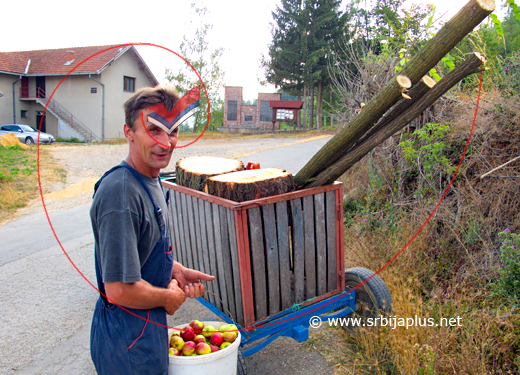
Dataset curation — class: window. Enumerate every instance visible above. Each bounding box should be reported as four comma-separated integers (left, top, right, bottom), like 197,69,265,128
244,115,253,122
227,100,237,121
91,87,97,94
124,76,135,92
21,110,28,118
260,101,272,122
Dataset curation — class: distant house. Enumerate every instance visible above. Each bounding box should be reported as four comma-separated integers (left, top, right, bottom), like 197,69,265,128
0,44,159,141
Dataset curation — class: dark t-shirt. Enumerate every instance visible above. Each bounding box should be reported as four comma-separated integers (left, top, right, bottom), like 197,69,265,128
90,161,169,284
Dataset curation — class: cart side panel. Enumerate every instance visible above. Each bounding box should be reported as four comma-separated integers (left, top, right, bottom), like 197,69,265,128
248,207,268,320
204,201,222,311
290,199,305,304
325,191,337,292
263,204,281,315
275,201,292,311
219,206,237,321
315,193,327,296
303,195,316,299
226,208,244,326
197,198,215,306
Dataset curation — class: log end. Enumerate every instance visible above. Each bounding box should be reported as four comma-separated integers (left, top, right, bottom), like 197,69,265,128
477,0,495,12
396,75,412,89
421,75,437,88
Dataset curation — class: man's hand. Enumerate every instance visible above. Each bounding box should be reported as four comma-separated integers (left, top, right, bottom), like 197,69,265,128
165,279,187,315
172,261,215,299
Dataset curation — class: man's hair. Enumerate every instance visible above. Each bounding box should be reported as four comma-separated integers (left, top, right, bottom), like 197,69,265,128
124,85,181,130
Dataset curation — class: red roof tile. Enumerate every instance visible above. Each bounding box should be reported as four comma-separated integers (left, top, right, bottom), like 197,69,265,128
0,44,146,76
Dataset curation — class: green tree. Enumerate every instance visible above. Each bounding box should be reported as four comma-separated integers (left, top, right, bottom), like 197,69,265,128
165,3,225,133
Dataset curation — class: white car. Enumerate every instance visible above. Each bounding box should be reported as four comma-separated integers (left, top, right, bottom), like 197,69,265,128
0,124,55,145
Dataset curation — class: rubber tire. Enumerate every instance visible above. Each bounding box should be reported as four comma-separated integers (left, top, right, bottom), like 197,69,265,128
342,267,393,335
25,137,34,145
237,350,247,375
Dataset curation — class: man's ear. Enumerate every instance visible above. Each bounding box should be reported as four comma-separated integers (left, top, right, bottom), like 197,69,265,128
124,124,134,142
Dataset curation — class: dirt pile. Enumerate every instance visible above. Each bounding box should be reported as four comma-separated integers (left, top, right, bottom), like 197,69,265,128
0,133,28,149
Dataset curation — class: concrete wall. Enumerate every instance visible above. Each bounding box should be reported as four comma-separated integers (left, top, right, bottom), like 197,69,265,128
0,74,18,125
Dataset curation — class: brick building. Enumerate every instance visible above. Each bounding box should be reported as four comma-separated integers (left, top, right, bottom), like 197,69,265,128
223,86,282,130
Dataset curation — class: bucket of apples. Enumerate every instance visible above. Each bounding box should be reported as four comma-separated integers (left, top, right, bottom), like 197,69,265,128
168,320,241,375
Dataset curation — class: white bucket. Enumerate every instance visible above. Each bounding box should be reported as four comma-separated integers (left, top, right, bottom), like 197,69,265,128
168,321,241,375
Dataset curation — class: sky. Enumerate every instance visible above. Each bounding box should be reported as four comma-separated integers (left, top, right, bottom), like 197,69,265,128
1,0,503,102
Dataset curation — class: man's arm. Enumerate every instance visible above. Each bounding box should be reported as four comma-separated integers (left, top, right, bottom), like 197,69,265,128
105,279,186,315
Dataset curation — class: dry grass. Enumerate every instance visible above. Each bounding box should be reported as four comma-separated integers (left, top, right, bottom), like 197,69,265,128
0,144,65,225
303,91,520,374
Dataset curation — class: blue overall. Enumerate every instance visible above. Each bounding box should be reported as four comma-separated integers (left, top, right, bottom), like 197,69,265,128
90,165,173,375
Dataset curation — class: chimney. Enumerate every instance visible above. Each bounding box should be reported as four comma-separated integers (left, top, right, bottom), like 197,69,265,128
64,50,75,65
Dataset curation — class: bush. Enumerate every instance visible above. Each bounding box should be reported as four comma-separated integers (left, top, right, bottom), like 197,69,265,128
493,229,520,301
498,49,520,97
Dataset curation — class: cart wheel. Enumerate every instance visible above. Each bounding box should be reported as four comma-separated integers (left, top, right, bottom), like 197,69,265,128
342,267,393,335
237,350,247,375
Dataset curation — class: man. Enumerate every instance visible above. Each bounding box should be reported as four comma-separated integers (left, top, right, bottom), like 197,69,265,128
90,86,213,374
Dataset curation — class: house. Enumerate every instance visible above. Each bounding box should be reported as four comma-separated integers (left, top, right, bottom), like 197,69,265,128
0,44,159,141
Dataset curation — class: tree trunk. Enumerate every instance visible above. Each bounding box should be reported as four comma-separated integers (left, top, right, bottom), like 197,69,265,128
302,85,307,130
316,81,323,129
204,168,295,202
304,52,485,188
176,156,244,191
294,0,494,189
309,85,315,129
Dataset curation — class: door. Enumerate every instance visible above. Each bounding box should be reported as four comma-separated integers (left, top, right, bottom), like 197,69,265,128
36,111,46,132
21,77,29,98
36,77,46,98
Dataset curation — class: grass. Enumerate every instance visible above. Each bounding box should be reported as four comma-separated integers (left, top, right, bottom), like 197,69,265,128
0,144,65,224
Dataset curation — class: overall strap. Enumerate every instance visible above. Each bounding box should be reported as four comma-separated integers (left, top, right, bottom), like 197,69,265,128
93,164,164,225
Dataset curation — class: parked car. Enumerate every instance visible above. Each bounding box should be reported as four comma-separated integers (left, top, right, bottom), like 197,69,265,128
0,124,55,145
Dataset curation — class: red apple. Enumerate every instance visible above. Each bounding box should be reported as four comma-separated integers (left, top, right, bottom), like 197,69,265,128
181,326,196,342
189,320,204,333
194,334,206,345
210,332,224,346
182,340,196,356
209,344,220,353
223,330,238,343
168,347,180,356
195,342,211,355
202,325,216,339
220,342,232,350
170,336,185,351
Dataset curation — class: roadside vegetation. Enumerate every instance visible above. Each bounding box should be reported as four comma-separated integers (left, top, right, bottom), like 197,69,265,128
0,143,65,224
277,0,520,373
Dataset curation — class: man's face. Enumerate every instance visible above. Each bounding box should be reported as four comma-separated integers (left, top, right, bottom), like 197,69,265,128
124,108,178,177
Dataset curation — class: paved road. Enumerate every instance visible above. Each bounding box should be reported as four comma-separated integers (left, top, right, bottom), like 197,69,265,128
0,137,334,375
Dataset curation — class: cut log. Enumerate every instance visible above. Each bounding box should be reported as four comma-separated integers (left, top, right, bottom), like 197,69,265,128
305,52,486,188
294,0,495,189
176,156,244,191
205,168,294,202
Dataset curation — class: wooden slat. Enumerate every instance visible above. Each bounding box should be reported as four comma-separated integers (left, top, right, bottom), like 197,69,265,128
168,190,181,263
276,201,292,310
180,193,194,270
191,197,208,298
174,191,187,267
205,201,222,310
186,195,198,272
303,195,316,299
325,191,338,292
198,198,214,306
212,203,229,316
315,193,327,296
227,209,244,326
220,206,237,321
248,207,267,320
290,198,305,303
263,204,280,315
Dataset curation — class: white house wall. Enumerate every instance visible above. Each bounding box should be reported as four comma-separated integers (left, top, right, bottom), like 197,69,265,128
99,51,157,139
0,74,18,125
